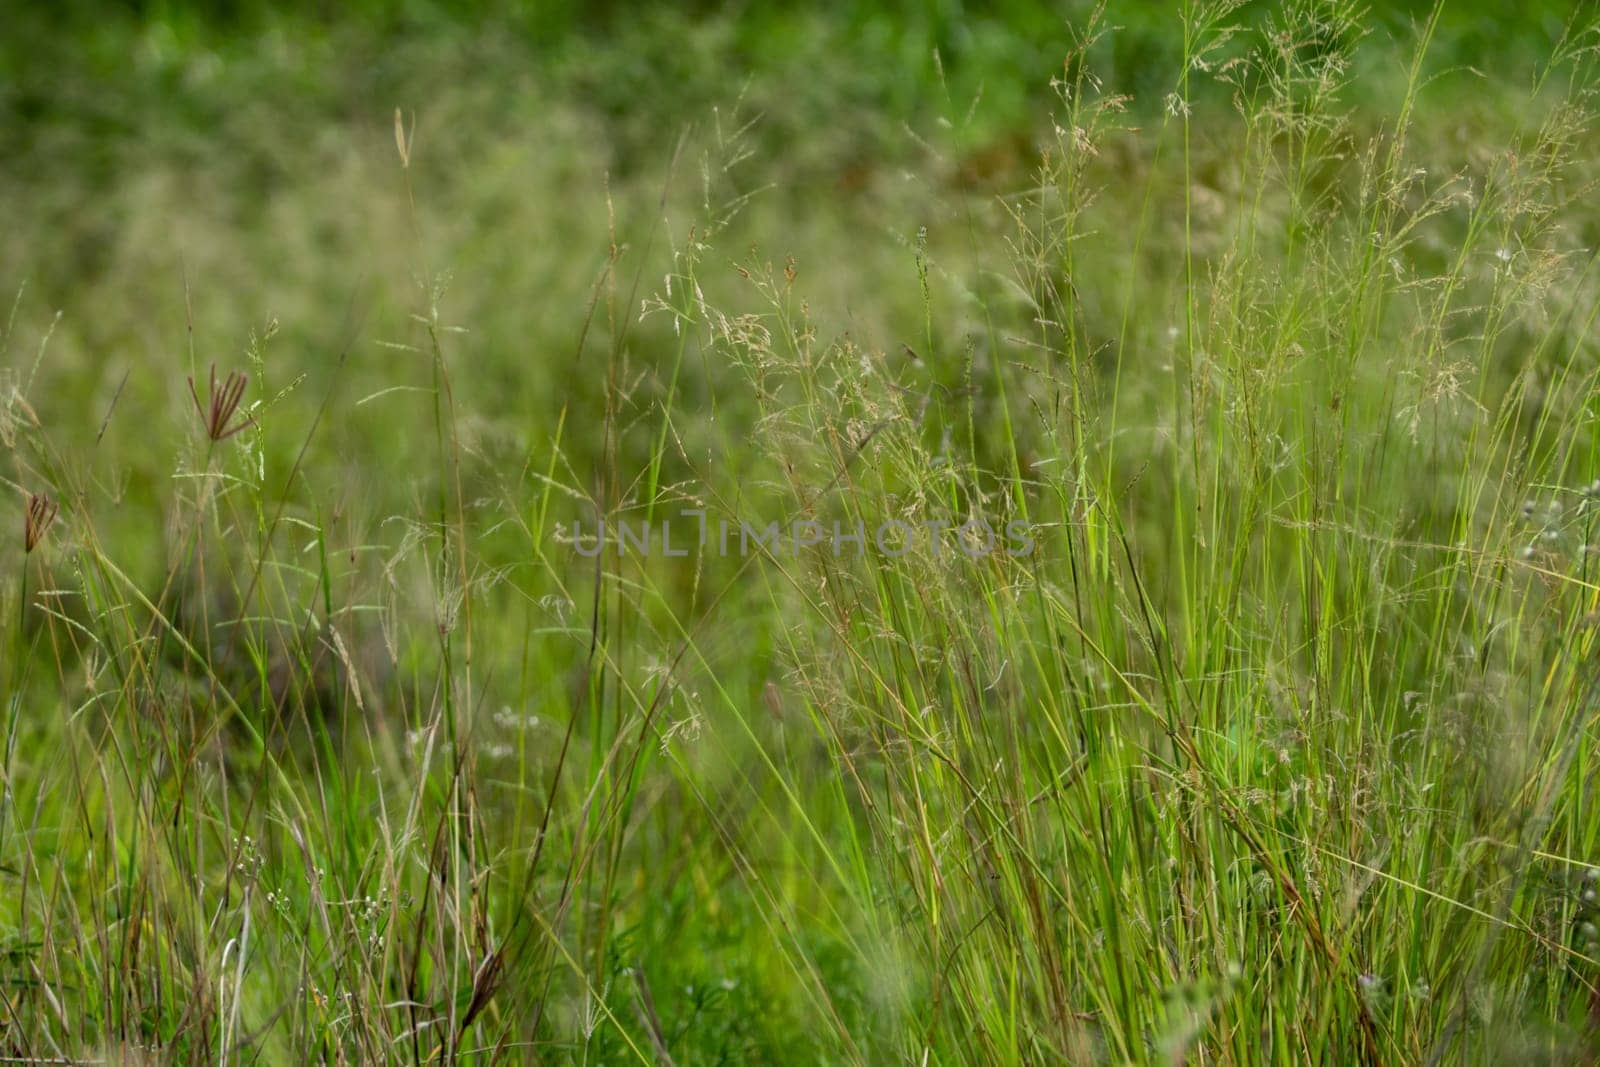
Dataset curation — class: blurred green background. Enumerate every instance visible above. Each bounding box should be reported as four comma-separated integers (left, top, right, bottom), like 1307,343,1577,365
0,0,1581,559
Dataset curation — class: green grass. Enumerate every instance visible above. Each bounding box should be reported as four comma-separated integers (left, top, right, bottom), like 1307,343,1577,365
5,0,1600,1062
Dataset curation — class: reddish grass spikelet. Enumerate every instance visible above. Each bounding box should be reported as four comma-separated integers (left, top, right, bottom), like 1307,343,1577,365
188,363,255,441
24,491,57,554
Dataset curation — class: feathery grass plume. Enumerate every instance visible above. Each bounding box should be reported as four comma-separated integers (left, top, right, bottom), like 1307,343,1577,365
188,363,254,441
23,491,56,553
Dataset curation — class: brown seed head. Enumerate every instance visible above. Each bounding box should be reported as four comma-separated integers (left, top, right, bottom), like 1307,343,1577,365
24,492,57,554
188,363,255,441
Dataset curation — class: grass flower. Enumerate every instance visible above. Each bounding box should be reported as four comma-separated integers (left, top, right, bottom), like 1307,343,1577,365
188,363,255,441
23,491,57,553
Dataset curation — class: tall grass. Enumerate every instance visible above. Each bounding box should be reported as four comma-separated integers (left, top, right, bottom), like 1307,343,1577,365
4,2,1600,1063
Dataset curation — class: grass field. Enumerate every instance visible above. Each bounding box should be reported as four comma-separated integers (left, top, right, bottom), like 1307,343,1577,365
5,1,1600,1062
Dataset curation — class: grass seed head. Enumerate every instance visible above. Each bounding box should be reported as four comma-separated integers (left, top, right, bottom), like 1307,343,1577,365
23,491,57,553
188,363,255,441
